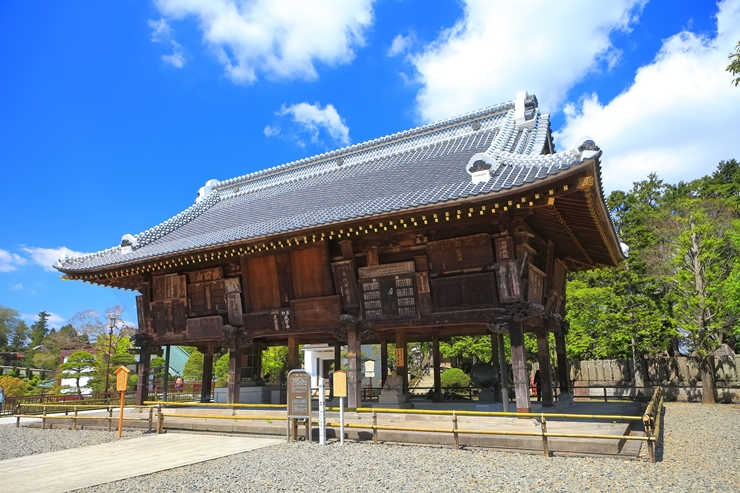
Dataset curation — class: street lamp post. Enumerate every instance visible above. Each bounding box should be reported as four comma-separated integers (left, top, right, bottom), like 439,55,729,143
104,313,117,395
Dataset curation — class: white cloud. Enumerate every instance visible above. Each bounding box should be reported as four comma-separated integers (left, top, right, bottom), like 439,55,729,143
556,0,740,194
278,102,351,146
388,32,415,57
0,249,26,272
22,312,66,329
162,41,186,68
149,17,187,68
10,283,23,291
410,0,645,122
148,18,172,42
23,246,87,272
263,124,281,137
153,0,375,84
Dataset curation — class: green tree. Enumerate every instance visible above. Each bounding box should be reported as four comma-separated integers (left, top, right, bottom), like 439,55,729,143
440,336,493,368
150,357,167,388
440,368,471,389
29,311,51,348
59,350,96,397
183,350,204,381
0,305,24,351
9,320,30,352
214,353,229,384
645,194,740,403
262,346,288,384
728,41,740,86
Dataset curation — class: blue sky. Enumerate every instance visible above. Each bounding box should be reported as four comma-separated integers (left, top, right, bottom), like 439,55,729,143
1,0,739,330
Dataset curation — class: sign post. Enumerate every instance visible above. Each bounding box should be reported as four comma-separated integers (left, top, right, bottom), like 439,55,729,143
287,369,311,442
113,366,131,439
318,376,326,445
333,370,347,445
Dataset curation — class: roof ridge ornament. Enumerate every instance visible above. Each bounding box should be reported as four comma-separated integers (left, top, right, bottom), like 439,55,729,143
514,91,538,130
466,153,498,184
196,179,219,204
571,136,601,161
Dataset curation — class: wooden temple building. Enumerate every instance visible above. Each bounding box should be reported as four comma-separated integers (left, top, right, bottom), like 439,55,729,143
56,92,623,413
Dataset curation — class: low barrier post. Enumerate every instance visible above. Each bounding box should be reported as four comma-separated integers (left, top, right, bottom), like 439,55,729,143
42,406,47,430
148,407,153,433
108,407,113,433
157,405,164,434
372,411,378,444
72,407,78,431
453,412,459,451
540,414,549,457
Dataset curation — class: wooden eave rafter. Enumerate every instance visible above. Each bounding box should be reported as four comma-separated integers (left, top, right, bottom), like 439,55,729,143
60,169,617,288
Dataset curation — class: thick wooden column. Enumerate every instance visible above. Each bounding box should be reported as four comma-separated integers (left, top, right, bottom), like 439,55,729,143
288,337,299,370
334,342,342,371
432,336,441,402
135,344,150,406
228,338,241,404
395,329,408,394
347,325,362,408
498,333,510,412
536,330,554,407
555,332,569,395
509,322,531,413
490,334,500,401
380,339,388,387
201,344,214,403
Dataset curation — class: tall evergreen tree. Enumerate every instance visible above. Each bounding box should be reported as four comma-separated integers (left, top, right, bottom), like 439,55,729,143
29,311,51,348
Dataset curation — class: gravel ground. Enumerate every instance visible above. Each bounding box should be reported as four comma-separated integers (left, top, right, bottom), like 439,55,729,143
0,426,144,461
3,403,738,492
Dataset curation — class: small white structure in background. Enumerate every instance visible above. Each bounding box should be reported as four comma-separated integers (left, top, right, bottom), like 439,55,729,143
302,343,382,389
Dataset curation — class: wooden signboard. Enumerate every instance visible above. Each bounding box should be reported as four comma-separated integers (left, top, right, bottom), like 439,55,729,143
114,366,131,392
287,369,311,418
291,296,342,330
395,347,405,366
332,370,347,398
188,280,228,317
527,265,545,305
358,261,415,279
186,316,223,339
359,273,418,320
495,260,522,303
187,266,223,284
494,236,515,262
426,234,495,275
430,272,499,311
331,260,360,311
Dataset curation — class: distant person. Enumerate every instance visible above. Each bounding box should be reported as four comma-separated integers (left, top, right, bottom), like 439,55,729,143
533,370,541,402
175,377,184,393
328,371,334,400
0,385,5,414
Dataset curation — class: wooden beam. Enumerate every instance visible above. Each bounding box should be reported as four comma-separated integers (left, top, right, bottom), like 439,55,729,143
380,338,388,388
396,329,408,395
509,321,530,413
345,319,362,408
288,337,299,371
228,337,241,404
201,343,214,403
536,330,554,407
135,344,150,406
555,331,569,395
432,336,441,402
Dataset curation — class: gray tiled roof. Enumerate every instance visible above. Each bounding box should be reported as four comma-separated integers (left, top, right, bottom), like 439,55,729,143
58,94,593,273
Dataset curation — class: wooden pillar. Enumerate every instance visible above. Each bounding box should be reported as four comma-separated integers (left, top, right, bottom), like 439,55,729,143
498,333,510,411
395,329,408,394
380,339,388,387
432,336,441,402
135,344,150,406
536,330,554,407
228,338,241,404
201,344,214,403
509,322,531,413
555,331,569,395
490,334,500,401
288,337,299,371
334,342,342,371
347,326,362,408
